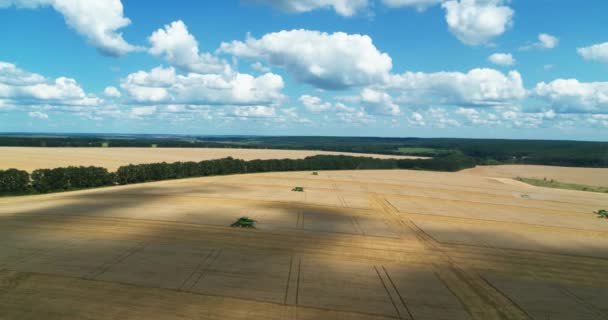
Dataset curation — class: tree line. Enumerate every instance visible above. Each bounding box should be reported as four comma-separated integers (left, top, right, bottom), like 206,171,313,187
0,153,475,196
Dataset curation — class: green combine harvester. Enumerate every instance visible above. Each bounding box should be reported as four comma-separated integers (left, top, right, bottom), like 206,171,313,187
231,217,256,228
595,209,608,219
292,187,304,192
312,172,319,175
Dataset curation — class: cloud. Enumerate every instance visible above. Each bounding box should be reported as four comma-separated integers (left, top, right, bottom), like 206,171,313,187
119,67,175,103
386,68,526,107
148,20,229,74
251,62,271,72
381,0,443,11
577,42,608,64
335,108,375,124
244,1,514,47
0,61,99,106
425,107,461,127
244,0,369,17
488,53,515,66
520,33,559,51
538,33,559,49
587,114,608,128
226,105,276,118
219,29,392,90
300,94,332,112
534,79,608,114
408,111,426,125
360,88,401,115
130,106,157,117
298,94,376,123
103,86,121,98
218,105,310,123
456,107,479,117
0,0,139,56
28,111,48,119
452,105,559,128
442,0,514,46
120,66,285,106
455,106,499,125
0,61,45,85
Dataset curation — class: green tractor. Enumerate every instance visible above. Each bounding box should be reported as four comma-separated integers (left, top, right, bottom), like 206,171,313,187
231,217,256,228
595,209,608,219
312,172,319,176
292,187,304,192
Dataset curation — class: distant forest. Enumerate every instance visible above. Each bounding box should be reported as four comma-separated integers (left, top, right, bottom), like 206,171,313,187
0,154,475,196
1,134,607,167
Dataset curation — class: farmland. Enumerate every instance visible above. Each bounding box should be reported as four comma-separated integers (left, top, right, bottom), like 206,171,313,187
462,164,608,187
1,168,608,319
2,135,607,168
0,147,425,172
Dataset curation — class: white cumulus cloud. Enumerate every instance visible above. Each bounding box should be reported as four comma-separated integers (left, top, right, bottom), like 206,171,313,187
336,109,375,124
0,61,99,106
297,94,376,123
520,33,559,51
534,79,608,114
148,20,229,74
300,94,332,112
219,29,392,90
577,42,608,64
226,105,276,118
0,0,139,56
426,107,461,127
488,53,515,66
538,33,559,49
251,62,271,72
103,86,121,98
442,0,514,46
408,111,426,125
360,88,401,115
386,68,526,107
130,106,157,117
120,66,285,106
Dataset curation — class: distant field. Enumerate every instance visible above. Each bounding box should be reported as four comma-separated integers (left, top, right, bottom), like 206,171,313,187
462,164,608,187
396,147,446,154
0,147,426,171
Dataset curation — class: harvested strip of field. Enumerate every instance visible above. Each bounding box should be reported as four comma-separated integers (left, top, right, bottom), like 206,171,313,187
0,147,426,171
515,177,608,193
1,169,608,319
461,164,608,187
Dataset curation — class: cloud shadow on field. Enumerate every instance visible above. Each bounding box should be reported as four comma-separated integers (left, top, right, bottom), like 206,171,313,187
2,180,608,319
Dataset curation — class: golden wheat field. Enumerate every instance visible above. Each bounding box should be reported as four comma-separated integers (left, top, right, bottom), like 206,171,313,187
0,147,425,172
1,167,608,319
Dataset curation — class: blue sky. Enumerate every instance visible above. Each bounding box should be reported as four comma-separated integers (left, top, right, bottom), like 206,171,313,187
1,0,607,140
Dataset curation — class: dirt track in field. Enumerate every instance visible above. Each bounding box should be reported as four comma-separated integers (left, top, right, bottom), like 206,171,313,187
0,147,425,171
2,169,608,319
462,164,608,187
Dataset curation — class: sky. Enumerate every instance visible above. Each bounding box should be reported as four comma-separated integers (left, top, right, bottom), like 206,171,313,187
0,0,607,140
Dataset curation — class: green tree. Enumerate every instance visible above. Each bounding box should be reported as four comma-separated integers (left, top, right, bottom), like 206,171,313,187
0,169,30,194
